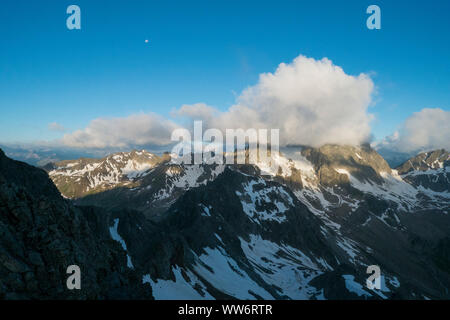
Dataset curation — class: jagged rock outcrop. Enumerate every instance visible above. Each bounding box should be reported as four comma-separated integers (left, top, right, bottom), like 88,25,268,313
0,149,152,299
396,149,450,192
301,144,392,186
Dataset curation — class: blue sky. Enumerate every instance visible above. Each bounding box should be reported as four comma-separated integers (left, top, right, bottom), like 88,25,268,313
0,0,449,145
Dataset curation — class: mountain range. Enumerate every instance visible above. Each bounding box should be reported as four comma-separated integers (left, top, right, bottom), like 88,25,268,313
1,145,449,299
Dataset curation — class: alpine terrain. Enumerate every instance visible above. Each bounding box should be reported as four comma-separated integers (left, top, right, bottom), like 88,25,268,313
1,145,449,299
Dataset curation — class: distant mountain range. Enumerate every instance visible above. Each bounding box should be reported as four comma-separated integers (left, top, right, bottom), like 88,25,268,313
0,142,425,169
1,145,449,299
0,144,106,167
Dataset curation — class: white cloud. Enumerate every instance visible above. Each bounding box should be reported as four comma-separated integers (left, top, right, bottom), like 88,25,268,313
61,113,179,148
171,103,219,125
60,55,375,150
380,108,450,153
177,55,375,147
48,122,66,132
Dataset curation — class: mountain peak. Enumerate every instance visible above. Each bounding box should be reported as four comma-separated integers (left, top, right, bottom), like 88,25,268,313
396,149,449,174
46,150,163,198
395,149,449,193
300,144,392,186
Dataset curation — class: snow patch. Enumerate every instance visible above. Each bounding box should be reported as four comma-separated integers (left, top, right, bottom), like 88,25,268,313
192,246,274,299
342,275,371,298
109,218,134,269
143,266,213,300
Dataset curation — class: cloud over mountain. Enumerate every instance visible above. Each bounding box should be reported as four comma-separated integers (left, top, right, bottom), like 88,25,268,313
62,113,179,148
378,108,450,153
176,55,375,147
61,55,375,150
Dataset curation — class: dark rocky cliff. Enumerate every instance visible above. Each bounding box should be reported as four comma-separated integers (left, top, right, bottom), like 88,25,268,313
0,149,152,299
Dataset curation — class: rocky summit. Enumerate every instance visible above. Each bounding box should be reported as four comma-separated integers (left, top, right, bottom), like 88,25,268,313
1,145,450,300
0,149,152,299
